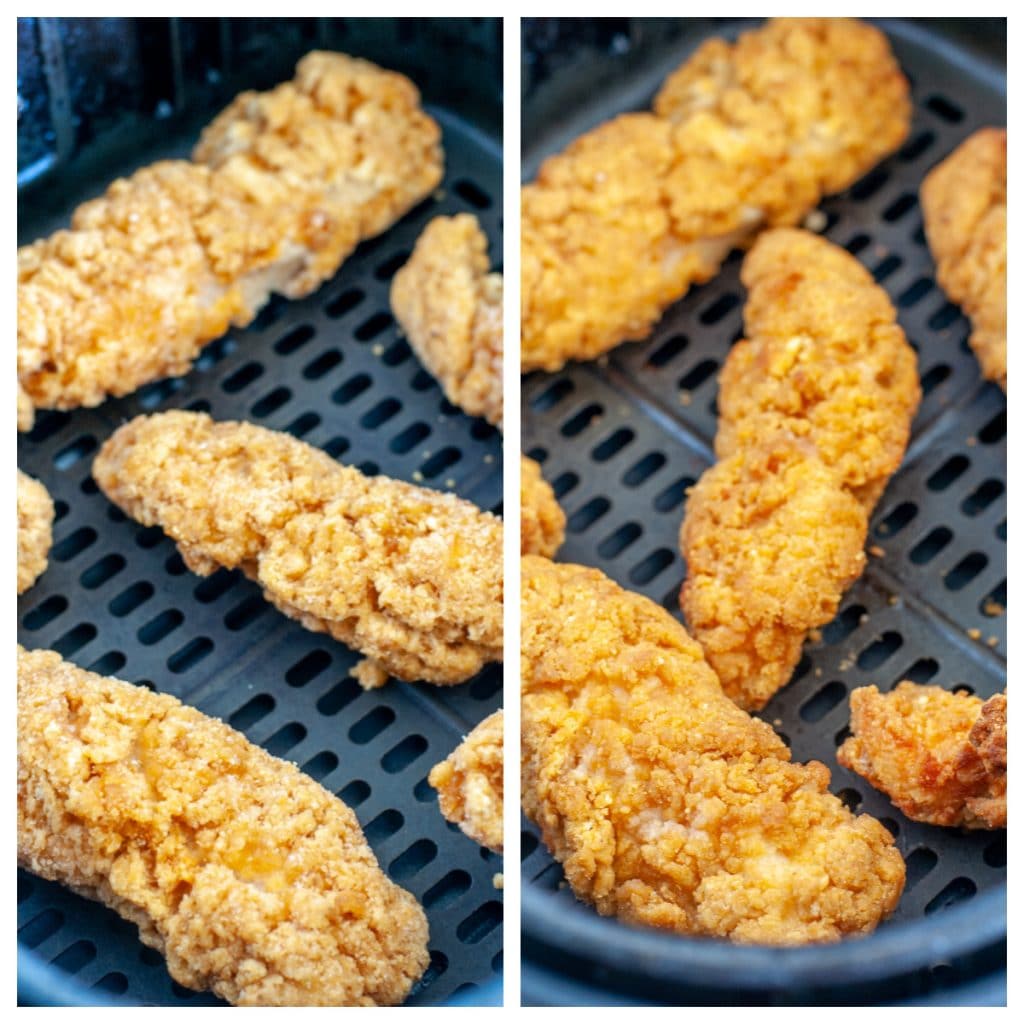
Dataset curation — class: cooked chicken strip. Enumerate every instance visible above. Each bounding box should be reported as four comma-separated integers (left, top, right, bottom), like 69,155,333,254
921,127,1007,390
18,52,443,430
429,709,504,853
391,214,503,427
839,684,1006,830
521,557,905,944
18,646,429,1006
521,18,910,372
520,455,565,557
92,411,502,685
17,469,54,594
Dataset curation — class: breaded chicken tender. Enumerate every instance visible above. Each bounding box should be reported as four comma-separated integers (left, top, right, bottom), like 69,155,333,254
428,709,504,853
521,557,905,943
92,411,502,685
17,469,55,594
18,52,443,430
716,230,920,511
18,646,429,1005
391,214,503,427
839,684,1006,830
680,439,867,711
520,455,565,557
521,18,910,371
921,128,1007,390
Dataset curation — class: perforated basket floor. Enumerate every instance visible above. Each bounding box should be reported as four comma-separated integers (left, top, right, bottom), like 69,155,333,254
17,105,503,1007
521,18,1005,1005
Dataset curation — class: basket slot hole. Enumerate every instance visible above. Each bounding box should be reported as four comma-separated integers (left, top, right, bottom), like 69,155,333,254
164,553,187,576
222,361,264,394
374,249,411,281
530,378,574,412
856,630,902,670
361,398,402,430
984,833,1006,868
23,595,68,631
980,579,1006,618
552,470,580,499
51,939,97,976
414,776,435,802
654,476,694,513
905,847,938,891
424,869,472,910
325,287,365,319
91,972,129,995
52,526,98,563
225,594,268,631
349,706,396,744
167,637,213,674
845,233,871,256
285,412,320,438
909,526,953,565
303,349,343,380
324,436,351,460
925,95,964,123
389,839,438,881
851,167,888,200
301,750,339,782
364,808,404,844
624,452,666,487
338,779,371,807
799,680,846,723
354,312,393,342
137,608,183,644
647,333,688,368
195,337,237,371
382,338,412,367
962,478,1004,517
978,410,1006,444
925,876,976,914
273,324,315,355
228,694,275,731
629,548,675,585
54,500,71,523
382,734,429,774
109,581,155,617
598,522,643,559
900,130,935,161
928,302,961,330
927,454,970,491
54,434,98,471
884,193,918,223
265,722,307,758
287,649,332,688
53,623,97,658
457,902,502,944
411,368,438,392
421,446,462,479
251,387,291,418
138,946,163,967
561,402,604,438
135,525,166,550
18,874,33,904
139,377,184,409
28,410,72,443
88,650,126,676
944,551,988,591
332,373,372,405
920,363,951,395
317,678,361,716
592,427,634,462
904,657,940,684
251,294,286,330
822,603,866,645
194,569,236,604
872,254,902,283
415,950,449,992
568,497,611,534
996,519,1006,542
699,293,739,325
678,358,718,392
532,861,565,888
875,500,917,538
18,908,64,948
879,817,900,838
521,831,539,861
897,277,932,309
836,787,861,812
454,178,492,209
391,421,431,455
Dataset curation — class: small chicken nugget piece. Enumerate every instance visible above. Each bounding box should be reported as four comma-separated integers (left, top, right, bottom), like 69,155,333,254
921,128,1007,390
681,438,867,711
520,455,565,557
521,556,905,944
391,214,503,427
17,470,54,594
521,18,910,372
838,684,1006,830
429,709,504,853
93,411,502,685
18,646,429,1005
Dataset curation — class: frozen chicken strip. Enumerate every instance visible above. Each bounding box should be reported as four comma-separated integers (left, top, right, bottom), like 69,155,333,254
17,470,54,594
520,455,565,558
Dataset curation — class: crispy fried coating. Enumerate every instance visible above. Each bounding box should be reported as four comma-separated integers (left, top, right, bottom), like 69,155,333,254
17,470,54,594
18,647,429,1005
838,684,1006,830
681,438,867,711
521,18,910,372
520,455,565,557
716,230,920,511
92,411,502,685
391,214,503,427
921,128,1007,390
521,557,905,943
18,52,443,430
428,709,504,853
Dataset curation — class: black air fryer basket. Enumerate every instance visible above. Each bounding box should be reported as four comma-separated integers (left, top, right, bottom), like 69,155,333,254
17,17,503,1007
521,17,1006,1006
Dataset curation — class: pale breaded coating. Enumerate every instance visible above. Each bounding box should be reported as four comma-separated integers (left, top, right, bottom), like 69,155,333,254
18,646,429,1006
716,230,920,511
680,438,867,712
391,214,503,427
520,455,565,557
18,52,443,430
521,18,910,372
838,684,1006,830
428,709,504,853
17,469,55,595
92,411,502,685
921,128,1007,390
521,557,905,944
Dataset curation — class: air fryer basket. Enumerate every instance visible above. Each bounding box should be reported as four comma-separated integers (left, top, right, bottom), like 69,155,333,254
17,17,503,1008
521,17,1006,1006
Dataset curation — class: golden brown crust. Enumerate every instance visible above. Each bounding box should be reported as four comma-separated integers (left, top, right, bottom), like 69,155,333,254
839,684,1006,830
18,646,429,1005
428,709,504,853
521,17,910,372
521,557,905,944
92,411,502,685
17,470,54,595
18,52,443,430
921,128,1007,390
520,455,565,557
391,214,503,427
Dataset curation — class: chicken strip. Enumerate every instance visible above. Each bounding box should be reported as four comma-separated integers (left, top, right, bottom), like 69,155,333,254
92,411,502,685
17,469,54,594
521,556,905,943
429,709,504,853
521,18,910,372
391,214,503,427
920,128,1007,390
716,229,920,512
18,52,443,430
18,646,429,1006
680,438,867,711
838,683,1006,830
520,455,565,557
